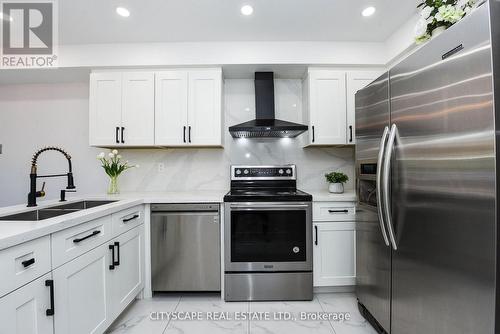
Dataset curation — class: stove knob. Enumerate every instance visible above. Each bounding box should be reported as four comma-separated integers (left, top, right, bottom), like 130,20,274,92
236,169,242,175
279,169,284,175
244,169,249,175
286,169,292,174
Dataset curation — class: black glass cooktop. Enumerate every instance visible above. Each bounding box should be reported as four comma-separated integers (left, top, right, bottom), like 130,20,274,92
224,188,312,202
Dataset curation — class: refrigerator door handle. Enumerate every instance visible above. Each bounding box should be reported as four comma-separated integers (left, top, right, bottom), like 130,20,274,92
376,126,390,247
382,123,398,250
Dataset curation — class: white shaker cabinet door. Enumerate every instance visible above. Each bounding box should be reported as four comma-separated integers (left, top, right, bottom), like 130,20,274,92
109,226,144,319
155,71,189,146
89,72,122,146
0,273,54,334
121,72,155,146
53,242,113,334
308,70,347,145
346,71,383,144
187,69,222,146
313,222,356,287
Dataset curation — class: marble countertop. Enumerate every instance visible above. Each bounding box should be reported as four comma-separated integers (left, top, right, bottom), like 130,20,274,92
0,189,356,251
0,190,227,251
0,197,142,251
306,189,357,202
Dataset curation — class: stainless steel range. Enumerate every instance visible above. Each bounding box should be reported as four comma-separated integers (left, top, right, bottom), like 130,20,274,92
224,165,313,301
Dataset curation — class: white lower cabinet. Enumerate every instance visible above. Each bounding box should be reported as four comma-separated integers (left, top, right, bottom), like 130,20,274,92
313,221,356,287
53,224,144,334
0,273,54,334
109,226,144,319
0,207,145,334
53,241,113,334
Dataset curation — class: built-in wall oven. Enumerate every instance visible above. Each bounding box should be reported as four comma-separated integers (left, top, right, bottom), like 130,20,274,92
223,165,313,301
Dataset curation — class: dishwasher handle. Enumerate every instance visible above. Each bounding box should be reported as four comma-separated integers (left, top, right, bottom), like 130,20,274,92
151,211,219,217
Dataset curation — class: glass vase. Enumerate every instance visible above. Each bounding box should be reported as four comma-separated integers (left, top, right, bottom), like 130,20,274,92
107,175,119,195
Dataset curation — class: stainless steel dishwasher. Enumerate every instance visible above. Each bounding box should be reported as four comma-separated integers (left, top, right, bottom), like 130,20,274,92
151,203,220,292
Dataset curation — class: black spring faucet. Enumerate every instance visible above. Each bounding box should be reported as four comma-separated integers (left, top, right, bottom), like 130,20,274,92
28,147,76,207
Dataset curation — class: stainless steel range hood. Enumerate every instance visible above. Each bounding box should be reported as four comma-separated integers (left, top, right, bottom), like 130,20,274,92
229,72,308,138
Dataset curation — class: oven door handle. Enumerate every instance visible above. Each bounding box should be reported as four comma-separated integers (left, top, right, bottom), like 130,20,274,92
229,204,310,210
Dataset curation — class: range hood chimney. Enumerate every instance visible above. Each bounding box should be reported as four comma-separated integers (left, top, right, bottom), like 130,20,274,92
229,72,308,138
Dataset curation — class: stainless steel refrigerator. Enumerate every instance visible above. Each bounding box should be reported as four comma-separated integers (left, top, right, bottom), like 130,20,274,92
355,2,498,333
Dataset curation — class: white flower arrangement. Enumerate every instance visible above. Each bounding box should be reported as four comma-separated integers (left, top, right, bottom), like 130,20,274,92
97,150,138,194
415,0,481,44
97,149,138,178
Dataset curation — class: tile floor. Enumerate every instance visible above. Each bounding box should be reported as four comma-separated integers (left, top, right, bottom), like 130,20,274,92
106,293,378,334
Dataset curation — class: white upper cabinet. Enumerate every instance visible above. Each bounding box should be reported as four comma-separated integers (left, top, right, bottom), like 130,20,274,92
89,72,122,146
346,71,383,144
91,68,222,147
155,69,222,146
303,68,383,146
304,70,347,145
188,70,223,146
89,71,155,147
121,72,155,146
155,71,189,146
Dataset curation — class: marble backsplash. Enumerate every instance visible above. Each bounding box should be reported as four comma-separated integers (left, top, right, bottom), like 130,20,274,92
116,79,355,193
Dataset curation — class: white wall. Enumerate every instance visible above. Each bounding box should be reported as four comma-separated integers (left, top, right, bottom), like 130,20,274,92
59,41,389,68
384,13,419,67
0,83,105,207
0,79,354,207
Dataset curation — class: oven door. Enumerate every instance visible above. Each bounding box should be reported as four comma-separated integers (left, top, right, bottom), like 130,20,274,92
224,202,312,272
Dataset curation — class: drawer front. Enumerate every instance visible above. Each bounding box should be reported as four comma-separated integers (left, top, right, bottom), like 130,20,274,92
313,202,356,221
112,206,144,236
0,235,51,298
52,215,113,268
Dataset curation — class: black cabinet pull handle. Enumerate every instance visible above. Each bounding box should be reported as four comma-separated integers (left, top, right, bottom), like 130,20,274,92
114,241,120,266
188,126,192,143
314,225,318,246
109,244,116,270
328,209,349,213
115,127,120,144
45,280,55,316
183,126,186,143
121,127,125,144
22,258,36,268
349,125,353,143
312,126,315,143
73,230,101,243
123,214,139,223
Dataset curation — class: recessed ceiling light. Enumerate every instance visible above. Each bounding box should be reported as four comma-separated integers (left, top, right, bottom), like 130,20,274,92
362,6,376,17
116,7,130,17
241,5,254,16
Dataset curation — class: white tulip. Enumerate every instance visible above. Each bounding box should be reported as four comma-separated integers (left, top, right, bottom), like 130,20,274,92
414,17,428,38
112,149,118,155
108,153,115,158
117,155,122,159
97,152,105,159
421,6,433,19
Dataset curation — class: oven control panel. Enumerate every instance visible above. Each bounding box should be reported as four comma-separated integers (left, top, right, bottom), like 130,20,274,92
231,165,296,180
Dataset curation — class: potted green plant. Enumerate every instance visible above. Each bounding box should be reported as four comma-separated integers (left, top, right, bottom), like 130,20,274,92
325,172,349,194
97,150,138,194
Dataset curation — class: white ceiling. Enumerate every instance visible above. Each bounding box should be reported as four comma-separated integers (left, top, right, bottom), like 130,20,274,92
59,0,418,45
